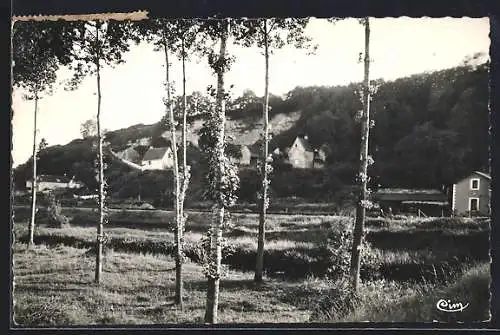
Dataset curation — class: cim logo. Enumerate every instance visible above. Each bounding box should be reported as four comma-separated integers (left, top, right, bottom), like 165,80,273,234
436,299,469,313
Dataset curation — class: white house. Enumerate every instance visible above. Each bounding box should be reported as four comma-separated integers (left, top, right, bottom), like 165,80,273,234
451,171,491,217
26,175,85,192
285,135,326,169
141,146,174,170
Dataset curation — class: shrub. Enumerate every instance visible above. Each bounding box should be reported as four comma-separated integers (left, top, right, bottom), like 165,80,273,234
320,218,379,280
36,192,70,228
309,277,361,321
14,296,69,326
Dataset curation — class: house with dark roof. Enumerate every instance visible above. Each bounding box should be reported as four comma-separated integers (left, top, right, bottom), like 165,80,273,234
285,135,326,169
26,175,85,192
372,188,449,216
452,171,491,217
141,146,173,170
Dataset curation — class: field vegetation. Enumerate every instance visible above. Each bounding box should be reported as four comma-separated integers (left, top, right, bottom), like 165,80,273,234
12,209,491,325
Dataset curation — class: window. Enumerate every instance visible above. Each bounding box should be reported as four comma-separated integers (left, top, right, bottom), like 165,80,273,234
469,197,479,211
470,178,480,190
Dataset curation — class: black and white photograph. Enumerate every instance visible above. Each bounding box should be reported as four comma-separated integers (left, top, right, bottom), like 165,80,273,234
11,15,491,325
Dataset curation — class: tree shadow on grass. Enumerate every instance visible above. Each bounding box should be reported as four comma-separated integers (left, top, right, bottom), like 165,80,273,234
186,278,283,293
103,267,176,274
14,285,87,294
14,266,93,277
137,300,178,315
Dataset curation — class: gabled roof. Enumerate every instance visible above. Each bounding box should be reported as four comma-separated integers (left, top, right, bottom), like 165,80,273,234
455,170,492,184
142,147,171,161
473,171,491,180
295,136,314,152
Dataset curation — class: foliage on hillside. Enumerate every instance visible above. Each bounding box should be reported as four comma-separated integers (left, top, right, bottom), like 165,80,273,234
14,63,489,197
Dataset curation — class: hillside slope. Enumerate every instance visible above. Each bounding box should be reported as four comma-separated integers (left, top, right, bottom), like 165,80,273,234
13,63,489,198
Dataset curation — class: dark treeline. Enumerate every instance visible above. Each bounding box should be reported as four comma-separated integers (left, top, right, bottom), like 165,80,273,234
13,62,489,201
269,62,489,189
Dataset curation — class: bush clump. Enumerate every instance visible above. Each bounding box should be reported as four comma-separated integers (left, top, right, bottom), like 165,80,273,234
36,192,70,228
320,218,380,280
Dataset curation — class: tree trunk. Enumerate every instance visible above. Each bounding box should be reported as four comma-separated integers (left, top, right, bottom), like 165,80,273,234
350,17,371,293
163,32,182,309
28,93,39,249
95,22,104,285
255,19,270,283
181,38,188,186
205,206,225,324
176,36,190,311
204,22,229,324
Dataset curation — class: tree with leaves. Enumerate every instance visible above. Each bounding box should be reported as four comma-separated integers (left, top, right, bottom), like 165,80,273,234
64,19,136,284
196,18,244,324
80,119,98,138
238,18,316,283
12,21,64,249
350,17,372,293
133,18,203,309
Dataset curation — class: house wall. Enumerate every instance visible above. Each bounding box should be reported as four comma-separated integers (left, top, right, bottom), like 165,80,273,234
141,149,173,170
312,160,325,169
240,147,251,165
288,139,314,169
142,159,165,170
453,173,490,216
316,149,326,162
162,152,174,168
26,181,68,191
67,180,84,189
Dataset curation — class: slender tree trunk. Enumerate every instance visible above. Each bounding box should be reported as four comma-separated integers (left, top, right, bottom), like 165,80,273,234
28,93,39,249
255,20,270,283
174,36,190,310
350,17,371,293
205,22,229,324
162,32,182,308
95,22,104,285
181,38,188,184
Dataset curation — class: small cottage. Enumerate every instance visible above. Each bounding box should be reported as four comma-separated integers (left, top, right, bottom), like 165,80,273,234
285,135,326,169
26,175,85,192
238,145,252,166
451,171,491,217
141,147,174,170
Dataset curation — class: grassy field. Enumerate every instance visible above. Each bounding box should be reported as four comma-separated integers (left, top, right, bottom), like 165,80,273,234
11,209,491,325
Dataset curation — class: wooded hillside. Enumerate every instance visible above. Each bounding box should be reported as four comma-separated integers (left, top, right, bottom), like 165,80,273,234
13,62,489,201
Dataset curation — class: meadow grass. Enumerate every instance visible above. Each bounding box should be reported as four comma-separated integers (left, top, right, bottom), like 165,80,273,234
13,212,489,282
11,213,491,325
13,243,311,326
12,242,490,325
331,262,491,323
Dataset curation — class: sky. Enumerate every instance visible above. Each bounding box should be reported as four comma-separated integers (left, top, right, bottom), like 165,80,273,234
11,17,490,168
